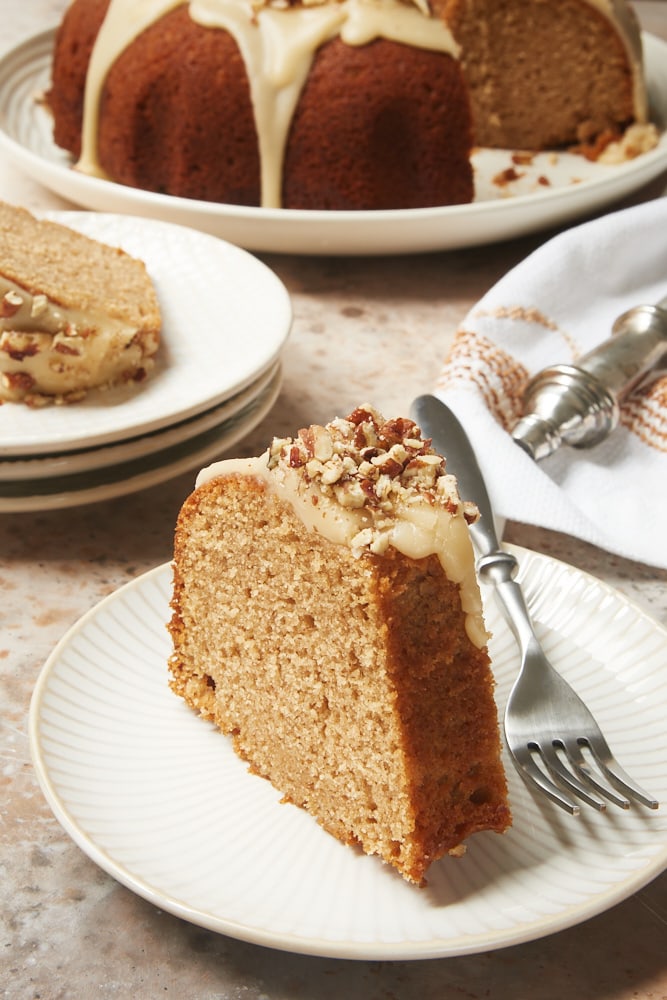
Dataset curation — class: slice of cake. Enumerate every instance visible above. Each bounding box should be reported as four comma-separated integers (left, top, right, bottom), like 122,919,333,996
168,405,511,884
0,202,160,406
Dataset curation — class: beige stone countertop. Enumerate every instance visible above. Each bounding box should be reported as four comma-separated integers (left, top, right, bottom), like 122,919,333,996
2,2,666,998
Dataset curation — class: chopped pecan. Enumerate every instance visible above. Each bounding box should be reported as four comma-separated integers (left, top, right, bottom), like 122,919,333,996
2,370,35,392
0,332,40,361
53,342,81,356
288,445,304,468
1,290,23,318
265,403,480,555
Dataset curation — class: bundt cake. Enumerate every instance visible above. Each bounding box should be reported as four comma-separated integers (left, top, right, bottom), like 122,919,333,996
47,0,652,212
168,406,511,885
0,202,160,406
48,0,474,210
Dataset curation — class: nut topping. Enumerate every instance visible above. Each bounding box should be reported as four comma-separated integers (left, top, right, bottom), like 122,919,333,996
267,404,479,555
1,290,23,319
30,294,48,318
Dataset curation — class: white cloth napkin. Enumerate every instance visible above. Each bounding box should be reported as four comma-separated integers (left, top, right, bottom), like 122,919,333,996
434,198,667,569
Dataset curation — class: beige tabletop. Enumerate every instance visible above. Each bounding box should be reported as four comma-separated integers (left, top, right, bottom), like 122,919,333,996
2,2,666,997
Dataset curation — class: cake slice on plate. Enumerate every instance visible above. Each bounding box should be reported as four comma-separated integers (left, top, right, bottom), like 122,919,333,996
0,201,160,406
168,406,511,885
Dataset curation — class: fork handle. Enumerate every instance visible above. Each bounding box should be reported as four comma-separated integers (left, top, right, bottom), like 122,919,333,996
476,549,539,653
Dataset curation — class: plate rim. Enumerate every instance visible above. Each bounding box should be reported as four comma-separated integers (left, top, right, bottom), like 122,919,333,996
0,367,281,511
28,545,667,961
1,29,666,254
0,360,281,481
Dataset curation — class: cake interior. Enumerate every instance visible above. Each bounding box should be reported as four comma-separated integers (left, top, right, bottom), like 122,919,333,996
169,450,511,884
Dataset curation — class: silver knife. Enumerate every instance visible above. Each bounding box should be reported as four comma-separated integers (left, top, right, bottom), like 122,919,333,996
412,392,541,659
411,393,505,567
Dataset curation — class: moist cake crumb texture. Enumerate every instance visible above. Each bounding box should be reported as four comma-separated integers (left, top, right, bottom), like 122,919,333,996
168,406,511,885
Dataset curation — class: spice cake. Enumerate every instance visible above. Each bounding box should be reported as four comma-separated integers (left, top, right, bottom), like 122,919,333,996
47,0,651,211
48,0,473,210
0,202,160,406
168,406,511,885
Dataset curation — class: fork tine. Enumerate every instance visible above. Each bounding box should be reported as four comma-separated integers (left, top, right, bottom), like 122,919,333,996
508,743,581,815
538,743,608,811
558,740,631,810
583,736,660,810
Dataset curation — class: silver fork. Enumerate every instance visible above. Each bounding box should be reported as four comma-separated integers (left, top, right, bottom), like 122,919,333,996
412,394,660,815
480,548,659,814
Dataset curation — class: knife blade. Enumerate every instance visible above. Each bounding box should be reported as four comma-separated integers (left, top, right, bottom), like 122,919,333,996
411,393,536,660
411,393,502,562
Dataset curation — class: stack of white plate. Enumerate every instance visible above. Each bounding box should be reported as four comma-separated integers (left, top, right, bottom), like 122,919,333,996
0,213,292,512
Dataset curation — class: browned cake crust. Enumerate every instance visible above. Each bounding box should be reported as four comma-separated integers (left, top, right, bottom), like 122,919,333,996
439,0,637,149
48,0,474,209
48,0,647,209
91,6,262,205
168,429,511,884
48,0,107,159
283,37,473,210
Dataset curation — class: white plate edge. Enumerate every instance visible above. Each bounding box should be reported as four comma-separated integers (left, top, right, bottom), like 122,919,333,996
27,544,667,960
0,30,666,254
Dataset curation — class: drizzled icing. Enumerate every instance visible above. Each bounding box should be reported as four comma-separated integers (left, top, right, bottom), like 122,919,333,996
75,0,647,207
196,408,490,649
0,276,157,403
77,0,459,208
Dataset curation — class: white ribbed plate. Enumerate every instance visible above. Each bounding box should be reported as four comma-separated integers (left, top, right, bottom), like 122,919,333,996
1,31,666,255
0,211,291,455
0,361,280,482
29,546,667,960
